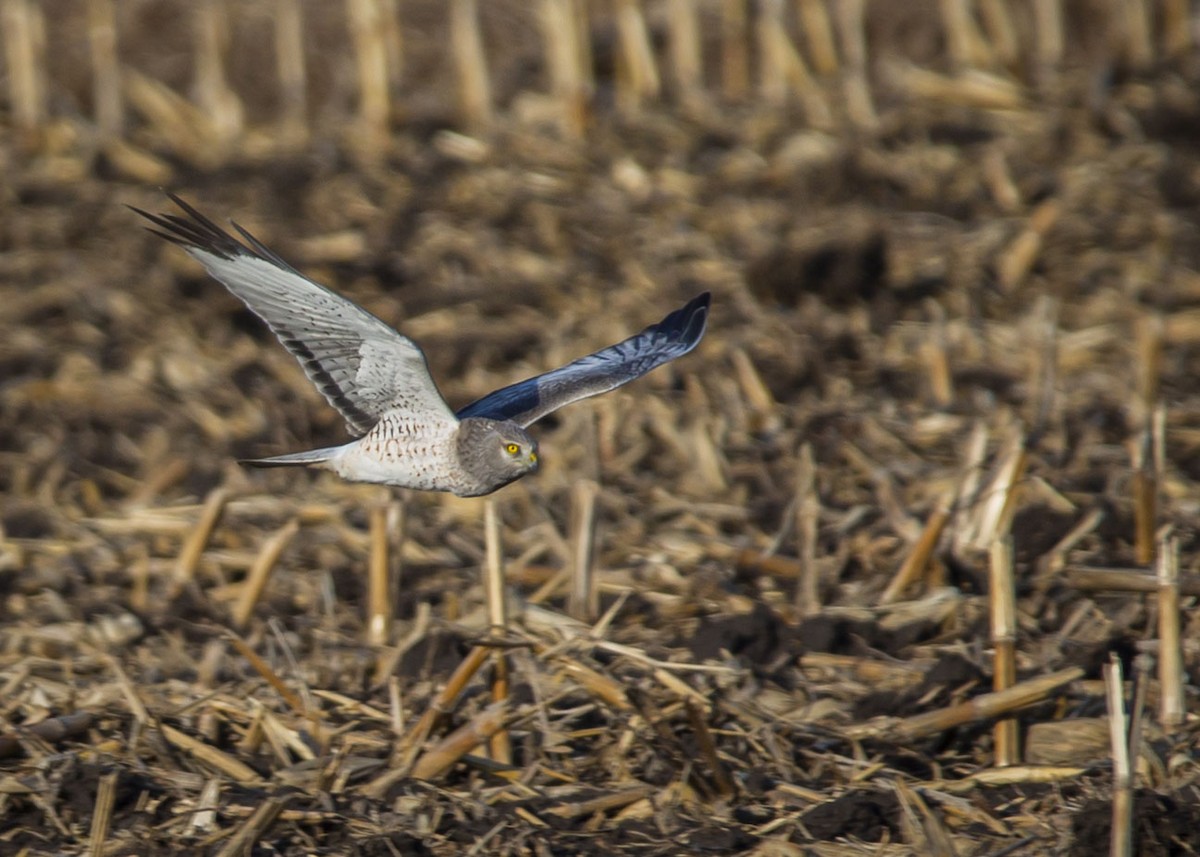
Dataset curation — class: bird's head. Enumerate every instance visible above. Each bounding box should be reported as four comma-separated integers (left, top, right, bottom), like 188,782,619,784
456,418,540,494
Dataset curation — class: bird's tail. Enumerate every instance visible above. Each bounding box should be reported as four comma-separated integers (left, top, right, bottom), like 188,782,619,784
240,447,339,469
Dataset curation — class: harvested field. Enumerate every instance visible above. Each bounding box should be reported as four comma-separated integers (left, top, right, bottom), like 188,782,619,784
3,1,1200,855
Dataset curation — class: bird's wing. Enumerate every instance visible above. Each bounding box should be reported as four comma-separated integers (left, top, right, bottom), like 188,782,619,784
456,292,710,427
133,193,457,437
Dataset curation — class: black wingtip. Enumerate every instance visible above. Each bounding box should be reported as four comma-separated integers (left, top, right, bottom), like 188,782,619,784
657,291,711,352
131,192,293,270
683,291,711,345
686,291,712,325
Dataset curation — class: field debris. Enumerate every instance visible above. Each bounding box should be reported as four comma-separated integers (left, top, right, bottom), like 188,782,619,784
3,2,1200,854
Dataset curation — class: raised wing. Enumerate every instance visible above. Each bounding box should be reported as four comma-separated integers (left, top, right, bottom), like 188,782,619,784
457,292,710,427
133,193,457,436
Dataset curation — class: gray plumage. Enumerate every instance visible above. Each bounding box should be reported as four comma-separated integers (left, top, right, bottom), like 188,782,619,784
457,291,711,426
133,193,710,497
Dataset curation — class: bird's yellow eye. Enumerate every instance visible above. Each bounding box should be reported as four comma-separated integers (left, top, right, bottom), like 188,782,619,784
505,443,520,455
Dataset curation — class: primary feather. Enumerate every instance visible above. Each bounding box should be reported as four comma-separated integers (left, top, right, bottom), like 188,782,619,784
132,193,456,437
456,292,710,427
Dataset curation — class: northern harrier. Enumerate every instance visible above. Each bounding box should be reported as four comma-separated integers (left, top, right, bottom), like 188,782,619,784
134,194,710,497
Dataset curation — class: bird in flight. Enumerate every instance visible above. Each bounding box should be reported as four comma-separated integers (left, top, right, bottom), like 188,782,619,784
133,194,710,497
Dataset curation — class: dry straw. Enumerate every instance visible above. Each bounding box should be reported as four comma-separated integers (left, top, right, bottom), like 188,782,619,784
1032,0,1064,85
568,479,598,622
1157,535,1184,730
796,0,838,75
685,700,736,798
213,795,292,857
939,0,994,71
540,0,589,137
761,0,832,126
1133,314,1163,565
793,443,819,614
192,0,243,148
1116,0,1153,70
86,770,119,857
173,486,230,589
274,0,309,144
922,309,953,408
1066,565,1200,598
366,644,492,794
998,200,1060,292
86,0,123,138
720,0,749,100
1105,655,1133,857
1162,0,1193,56
833,0,876,127
989,537,1018,766
1,0,46,135
346,0,392,147
977,0,1018,68
232,517,299,630
410,701,509,780
450,0,492,129
879,488,952,605
613,0,660,112
3,0,1189,154
367,499,404,645
848,667,1084,742
666,0,702,103
482,496,512,764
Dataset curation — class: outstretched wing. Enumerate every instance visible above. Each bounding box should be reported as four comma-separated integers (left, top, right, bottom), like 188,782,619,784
457,292,710,427
133,193,457,437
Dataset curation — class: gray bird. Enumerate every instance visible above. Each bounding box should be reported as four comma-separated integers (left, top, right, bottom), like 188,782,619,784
134,194,710,497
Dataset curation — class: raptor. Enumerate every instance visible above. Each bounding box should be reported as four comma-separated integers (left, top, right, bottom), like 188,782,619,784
134,194,710,497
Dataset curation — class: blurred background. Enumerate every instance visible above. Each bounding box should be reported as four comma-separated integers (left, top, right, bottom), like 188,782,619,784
3,1,1200,854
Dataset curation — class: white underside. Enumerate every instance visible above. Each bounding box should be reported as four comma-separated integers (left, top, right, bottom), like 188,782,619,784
327,421,467,492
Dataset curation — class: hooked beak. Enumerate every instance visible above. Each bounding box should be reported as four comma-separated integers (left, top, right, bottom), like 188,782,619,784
528,450,539,470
